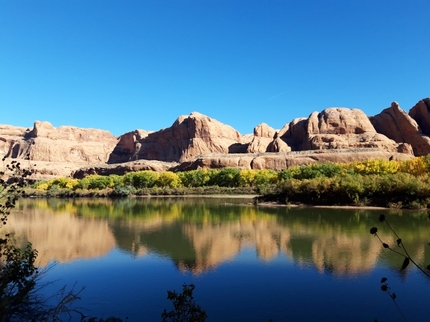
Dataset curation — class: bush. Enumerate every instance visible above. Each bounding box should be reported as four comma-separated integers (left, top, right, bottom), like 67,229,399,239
178,170,210,187
239,169,256,187
343,159,400,175
156,172,182,188
399,156,428,176
210,168,240,187
129,171,159,188
78,175,114,190
278,162,343,181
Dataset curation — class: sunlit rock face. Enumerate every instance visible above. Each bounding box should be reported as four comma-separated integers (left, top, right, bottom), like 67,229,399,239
370,102,430,156
9,121,118,163
109,112,242,163
247,123,280,153
0,121,119,179
175,149,413,172
107,129,150,163
4,99,430,176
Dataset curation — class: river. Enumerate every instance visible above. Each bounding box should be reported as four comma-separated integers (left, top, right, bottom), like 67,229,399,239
7,197,430,321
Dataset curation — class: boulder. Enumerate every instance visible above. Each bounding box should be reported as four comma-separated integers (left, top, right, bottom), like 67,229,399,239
253,123,276,138
277,108,409,154
266,136,291,153
246,123,277,153
307,108,375,135
370,102,430,156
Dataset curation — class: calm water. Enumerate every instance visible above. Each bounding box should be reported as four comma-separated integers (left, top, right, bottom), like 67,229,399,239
8,197,430,321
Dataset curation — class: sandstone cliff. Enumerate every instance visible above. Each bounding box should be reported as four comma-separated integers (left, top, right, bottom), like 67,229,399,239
108,112,245,163
370,102,430,156
2,97,430,178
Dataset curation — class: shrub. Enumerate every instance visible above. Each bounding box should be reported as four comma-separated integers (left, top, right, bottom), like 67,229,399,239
278,163,343,181
178,170,210,187
254,169,278,186
238,169,256,187
130,171,159,188
343,159,400,175
78,175,111,190
399,156,428,176
210,168,240,187
156,172,182,188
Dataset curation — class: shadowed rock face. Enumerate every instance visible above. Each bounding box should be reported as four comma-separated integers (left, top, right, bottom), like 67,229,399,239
247,123,278,153
3,98,430,177
409,98,430,135
370,102,430,156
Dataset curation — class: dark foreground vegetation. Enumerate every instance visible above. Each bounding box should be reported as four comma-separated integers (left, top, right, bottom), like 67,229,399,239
28,155,430,209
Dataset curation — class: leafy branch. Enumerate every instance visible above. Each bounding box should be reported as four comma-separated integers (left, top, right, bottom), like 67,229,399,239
378,277,408,322
370,214,430,278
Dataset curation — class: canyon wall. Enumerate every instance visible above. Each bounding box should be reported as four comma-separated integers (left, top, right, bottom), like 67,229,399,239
2,98,430,178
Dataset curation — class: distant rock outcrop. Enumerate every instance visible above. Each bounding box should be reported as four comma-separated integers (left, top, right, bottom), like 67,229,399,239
4,98,430,178
174,149,412,172
246,123,277,153
109,112,242,163
370,102,430,156
4,121,117,163
108,129,150,163
303,108,406,153
409,98,430,135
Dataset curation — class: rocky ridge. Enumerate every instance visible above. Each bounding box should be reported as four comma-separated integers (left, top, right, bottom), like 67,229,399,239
1,98,430,179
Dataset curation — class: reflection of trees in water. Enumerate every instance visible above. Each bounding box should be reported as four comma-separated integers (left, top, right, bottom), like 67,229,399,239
11,198,430,275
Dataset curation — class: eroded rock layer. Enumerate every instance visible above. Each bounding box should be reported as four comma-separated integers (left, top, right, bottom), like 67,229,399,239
2,97,430,178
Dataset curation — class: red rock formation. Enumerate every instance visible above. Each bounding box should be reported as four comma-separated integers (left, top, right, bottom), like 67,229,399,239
370,102,430,156
108,129,149,163
409,98,430,135
175,149,413,172
277,108,408,154
109,112,242,163
8,121,119,163
247,123,277,153
3,99,429,178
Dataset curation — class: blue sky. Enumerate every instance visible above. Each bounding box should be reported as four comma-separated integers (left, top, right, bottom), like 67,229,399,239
1,0,429,136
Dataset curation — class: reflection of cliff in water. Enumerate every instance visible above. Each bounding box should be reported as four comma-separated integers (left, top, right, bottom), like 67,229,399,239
8,199,116,266
11,198,430,275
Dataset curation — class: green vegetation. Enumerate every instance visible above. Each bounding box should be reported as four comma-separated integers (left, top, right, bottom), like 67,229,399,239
26,154,430,208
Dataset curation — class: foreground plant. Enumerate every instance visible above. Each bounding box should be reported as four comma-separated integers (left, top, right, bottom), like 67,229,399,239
1,160,88,321
370,213,430,322
370,214,430,278
0,160,39,320
161,283,207,322
378,277,408,322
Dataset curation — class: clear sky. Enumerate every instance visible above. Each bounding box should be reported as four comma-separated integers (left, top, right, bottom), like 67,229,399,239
1,0,429,136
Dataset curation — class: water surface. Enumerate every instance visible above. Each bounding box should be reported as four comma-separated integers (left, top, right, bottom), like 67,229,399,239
9,197,430,321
